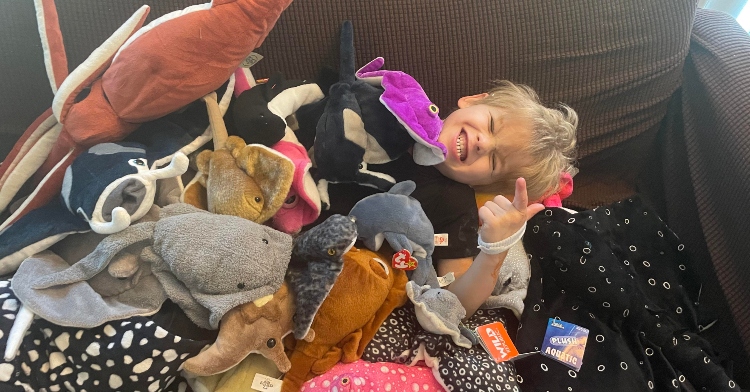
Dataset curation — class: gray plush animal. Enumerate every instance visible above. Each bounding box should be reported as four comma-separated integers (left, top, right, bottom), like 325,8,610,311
406,281,473,348
25,203,293,330
349,180,439,288
286,214,358,339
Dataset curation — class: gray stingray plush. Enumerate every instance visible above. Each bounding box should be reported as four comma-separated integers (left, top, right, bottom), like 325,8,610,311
286,214,358,339
406,281,473,348
349,180,439,288
25,203,293,330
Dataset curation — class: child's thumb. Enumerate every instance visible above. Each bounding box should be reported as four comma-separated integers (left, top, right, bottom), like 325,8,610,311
526,203,545,221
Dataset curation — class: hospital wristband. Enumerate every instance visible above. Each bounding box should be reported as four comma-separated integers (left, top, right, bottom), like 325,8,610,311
477,223,526,255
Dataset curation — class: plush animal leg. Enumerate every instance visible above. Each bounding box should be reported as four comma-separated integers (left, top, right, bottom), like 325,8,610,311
4,305,35,361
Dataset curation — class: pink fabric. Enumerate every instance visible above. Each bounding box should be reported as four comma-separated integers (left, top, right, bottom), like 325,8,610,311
541,172,574,207
301,360,444,392
270,140,320,234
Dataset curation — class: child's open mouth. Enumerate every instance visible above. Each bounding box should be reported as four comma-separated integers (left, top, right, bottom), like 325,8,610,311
456,130,468,162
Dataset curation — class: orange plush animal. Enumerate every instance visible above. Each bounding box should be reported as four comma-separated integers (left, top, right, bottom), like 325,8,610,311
0,0,293,229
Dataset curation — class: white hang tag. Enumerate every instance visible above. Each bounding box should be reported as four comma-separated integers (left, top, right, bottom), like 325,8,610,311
241,52,264,68
251,373,282,392
434,233,449,246
437,272,455,287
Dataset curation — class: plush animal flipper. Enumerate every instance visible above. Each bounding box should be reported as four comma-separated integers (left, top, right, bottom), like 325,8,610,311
382,232,440,288
0,199,89,275
31,221,156,290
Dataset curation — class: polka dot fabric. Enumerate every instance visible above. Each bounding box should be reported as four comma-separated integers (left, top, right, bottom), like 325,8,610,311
514,196,740,391
362,302,520,392
0,280,209,391
301,360,443,391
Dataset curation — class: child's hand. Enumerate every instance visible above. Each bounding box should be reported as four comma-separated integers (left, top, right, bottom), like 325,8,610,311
478,178,545,244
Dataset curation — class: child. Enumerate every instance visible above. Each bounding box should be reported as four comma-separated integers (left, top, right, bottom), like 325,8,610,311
312,80,578,317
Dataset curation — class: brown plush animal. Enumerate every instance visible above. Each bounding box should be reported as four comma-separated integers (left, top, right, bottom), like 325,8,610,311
182,92,294,223
182,282,313,375
281,247,408,392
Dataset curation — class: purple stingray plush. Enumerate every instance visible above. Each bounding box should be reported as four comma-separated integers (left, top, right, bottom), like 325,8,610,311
356,58,447,166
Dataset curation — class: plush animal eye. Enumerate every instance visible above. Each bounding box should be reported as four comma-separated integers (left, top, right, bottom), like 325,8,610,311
428,104,439,115
266,338,276,348
327,249,336,256
358,163,363,170
262,239,269,244
284,195,297,204
128,158,147,166
254,196,262,203
237,283,245,289
341,377,350,385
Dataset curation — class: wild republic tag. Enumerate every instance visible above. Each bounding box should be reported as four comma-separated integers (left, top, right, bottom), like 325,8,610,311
540,318,589,371
475,322,520,363
392,249,418,270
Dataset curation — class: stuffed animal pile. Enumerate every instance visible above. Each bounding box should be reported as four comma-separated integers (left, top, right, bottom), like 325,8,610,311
0,5,467,391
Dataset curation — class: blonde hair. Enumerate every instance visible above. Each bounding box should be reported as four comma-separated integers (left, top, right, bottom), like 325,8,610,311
472,80,578,201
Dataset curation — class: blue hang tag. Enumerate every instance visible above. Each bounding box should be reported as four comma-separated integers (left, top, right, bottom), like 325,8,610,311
540,318,589,372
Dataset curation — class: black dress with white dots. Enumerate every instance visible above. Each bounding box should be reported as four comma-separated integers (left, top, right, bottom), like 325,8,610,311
362,301,521,392
0,281,209,392
514,196,740,391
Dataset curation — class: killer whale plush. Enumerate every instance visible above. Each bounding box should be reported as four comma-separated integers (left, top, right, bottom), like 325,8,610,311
311,21,414,208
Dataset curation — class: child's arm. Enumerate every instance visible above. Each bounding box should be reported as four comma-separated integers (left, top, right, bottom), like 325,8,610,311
440,178,544,317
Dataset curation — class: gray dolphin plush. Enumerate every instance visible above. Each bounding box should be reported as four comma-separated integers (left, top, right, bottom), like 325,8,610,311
349,180,439,288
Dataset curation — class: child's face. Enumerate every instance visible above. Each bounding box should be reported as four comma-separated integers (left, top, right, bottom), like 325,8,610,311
435,95,533,187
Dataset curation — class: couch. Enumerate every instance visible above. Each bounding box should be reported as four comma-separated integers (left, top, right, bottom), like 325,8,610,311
1,0,749,386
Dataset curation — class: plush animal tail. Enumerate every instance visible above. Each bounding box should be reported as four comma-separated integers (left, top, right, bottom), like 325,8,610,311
339,21,356,84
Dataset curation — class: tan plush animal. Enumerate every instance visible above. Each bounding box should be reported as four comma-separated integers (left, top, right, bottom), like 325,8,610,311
182,282,314,375
182,92,294,223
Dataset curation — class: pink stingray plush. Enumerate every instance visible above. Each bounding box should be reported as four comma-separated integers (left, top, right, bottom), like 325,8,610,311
271,137,322,234
229,69,323,233
0,0,293,229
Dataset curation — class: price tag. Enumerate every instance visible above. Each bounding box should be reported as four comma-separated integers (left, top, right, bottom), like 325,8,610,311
475,322,519,363
392,249,418,270
540,318,589,371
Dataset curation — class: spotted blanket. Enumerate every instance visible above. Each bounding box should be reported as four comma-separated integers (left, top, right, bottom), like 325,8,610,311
0,280,209,392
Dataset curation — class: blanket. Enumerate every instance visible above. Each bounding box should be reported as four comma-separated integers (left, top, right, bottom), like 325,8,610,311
513,197,740,391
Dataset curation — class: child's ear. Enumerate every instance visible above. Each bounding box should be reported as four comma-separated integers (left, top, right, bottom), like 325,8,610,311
457,93,489,108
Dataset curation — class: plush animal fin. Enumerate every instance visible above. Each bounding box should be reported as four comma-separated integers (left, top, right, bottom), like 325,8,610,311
52,5,150,123
383,232,412,254
31,221,155,289
388,180,416,196
4,305,35,361
339,21,355,83
34,0,68,93
0,110,60,214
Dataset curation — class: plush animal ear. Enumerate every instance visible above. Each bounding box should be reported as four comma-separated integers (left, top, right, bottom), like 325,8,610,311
236,144,295,223
388,180,416,196
195,150,213,174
